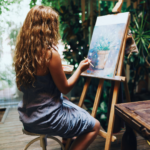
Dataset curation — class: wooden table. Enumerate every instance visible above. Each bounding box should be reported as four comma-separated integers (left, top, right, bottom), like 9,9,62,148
115,100,150,150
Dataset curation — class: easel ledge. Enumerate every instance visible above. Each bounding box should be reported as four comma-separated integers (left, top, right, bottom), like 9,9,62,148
81,74,126,82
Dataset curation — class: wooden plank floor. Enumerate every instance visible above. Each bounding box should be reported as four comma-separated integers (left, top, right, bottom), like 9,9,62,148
0,108,150,150
0,109,5,121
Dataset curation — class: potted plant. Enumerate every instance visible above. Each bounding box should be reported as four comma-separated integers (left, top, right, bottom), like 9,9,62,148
97,37,111,69
89,36,111,70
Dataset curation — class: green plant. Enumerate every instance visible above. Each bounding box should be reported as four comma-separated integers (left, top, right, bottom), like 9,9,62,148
125,1,150,99
130,12,150,59
7,21,21,52
56,1,89,69
97,38,111,51
0,34,2,58
0,0,21,15
0,66,15,89
0,0,21,58
29,0,37,8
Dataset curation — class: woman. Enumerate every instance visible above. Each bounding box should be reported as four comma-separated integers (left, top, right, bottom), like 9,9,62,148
14,5,100,150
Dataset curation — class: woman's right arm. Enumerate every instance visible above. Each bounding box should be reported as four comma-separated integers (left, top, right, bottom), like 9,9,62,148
46,49,91,94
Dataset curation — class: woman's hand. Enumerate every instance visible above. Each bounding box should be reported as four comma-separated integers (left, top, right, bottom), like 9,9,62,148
78,58,91,73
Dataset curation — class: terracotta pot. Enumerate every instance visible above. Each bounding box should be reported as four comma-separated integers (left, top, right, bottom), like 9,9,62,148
95,50,110,69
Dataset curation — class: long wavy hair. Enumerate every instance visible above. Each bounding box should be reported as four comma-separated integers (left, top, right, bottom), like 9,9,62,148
14,5,59,89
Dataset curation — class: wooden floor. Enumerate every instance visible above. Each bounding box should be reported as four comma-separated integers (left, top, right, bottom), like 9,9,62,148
0,109,5,121
0,108,150,150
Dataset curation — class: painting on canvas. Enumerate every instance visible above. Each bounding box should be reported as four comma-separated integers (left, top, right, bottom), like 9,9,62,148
81,12,130,79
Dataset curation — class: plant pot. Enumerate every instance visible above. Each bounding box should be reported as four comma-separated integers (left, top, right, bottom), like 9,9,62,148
95,50,110,69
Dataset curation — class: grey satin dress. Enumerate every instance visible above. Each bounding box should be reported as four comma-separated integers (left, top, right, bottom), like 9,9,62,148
18,73,96,138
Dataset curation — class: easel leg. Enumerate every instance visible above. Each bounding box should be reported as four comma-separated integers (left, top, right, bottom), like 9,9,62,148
91,79,104,117
105,81,120,150
78,77,91,107
91,79,106,133
122,67,131,102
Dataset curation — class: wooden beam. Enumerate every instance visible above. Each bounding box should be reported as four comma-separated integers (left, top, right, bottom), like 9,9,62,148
78,77,91,107
112,0,115,7
91,79,104,117
122,66,131,102
112,0,124,13
117,22,129,76
126,64,130,82
99,130,117,142
90,73,117,143
133,2,138,9
98,0,101,16
127,0,131,7
104,81,120,150
89,0,94,39
81,0,85,38
81,0,85,22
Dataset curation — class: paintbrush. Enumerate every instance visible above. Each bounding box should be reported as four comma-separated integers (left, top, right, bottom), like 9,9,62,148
84,57,94,67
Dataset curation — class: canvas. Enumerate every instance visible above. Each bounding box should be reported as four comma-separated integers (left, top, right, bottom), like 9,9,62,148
81,12,130,79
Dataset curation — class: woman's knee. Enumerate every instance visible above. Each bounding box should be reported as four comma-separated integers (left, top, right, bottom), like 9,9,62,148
93,119,101,133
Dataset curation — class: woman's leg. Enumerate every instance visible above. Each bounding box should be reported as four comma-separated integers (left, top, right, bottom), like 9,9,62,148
69,119,100,150
62,95,76,147
62,137,67,145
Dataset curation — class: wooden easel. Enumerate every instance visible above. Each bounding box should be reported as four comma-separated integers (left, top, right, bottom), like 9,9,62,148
65,1,131,150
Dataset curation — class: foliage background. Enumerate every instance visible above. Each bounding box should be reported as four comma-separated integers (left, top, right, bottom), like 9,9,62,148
16,0,150,130
0,0,149,130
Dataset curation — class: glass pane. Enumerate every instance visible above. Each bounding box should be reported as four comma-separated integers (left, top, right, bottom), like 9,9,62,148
0,0,30,108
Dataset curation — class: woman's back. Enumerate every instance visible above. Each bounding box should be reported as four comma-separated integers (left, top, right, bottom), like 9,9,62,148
18,73,63,134
18,71,96,138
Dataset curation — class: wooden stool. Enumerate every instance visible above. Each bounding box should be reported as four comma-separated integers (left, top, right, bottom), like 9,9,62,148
22,128,65,150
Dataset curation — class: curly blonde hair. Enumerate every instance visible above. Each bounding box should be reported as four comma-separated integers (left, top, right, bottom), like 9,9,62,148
14,5,59,89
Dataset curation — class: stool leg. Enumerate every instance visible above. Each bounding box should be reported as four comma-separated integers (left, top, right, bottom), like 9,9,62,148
24,137,40,150
47,136,65,150
40,135,47,150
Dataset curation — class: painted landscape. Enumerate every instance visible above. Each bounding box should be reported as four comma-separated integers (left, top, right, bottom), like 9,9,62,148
82,23,126,78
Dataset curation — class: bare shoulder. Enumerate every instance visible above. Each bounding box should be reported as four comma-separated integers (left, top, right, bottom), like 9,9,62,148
46,48,61,67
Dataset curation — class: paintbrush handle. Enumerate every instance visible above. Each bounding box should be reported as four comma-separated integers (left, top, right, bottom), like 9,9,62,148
84,57,94,67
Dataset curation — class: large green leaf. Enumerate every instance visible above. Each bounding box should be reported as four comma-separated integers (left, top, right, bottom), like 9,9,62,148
141,38,148,53
84,99,93,104
139,56,145,65
130,26,138,34
140,0,147,4
100,114,107,121
100,101,107,113
130,55,135,63
143,35,150,39
143,30,150,34
142,15,148,29
133,16,139,29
